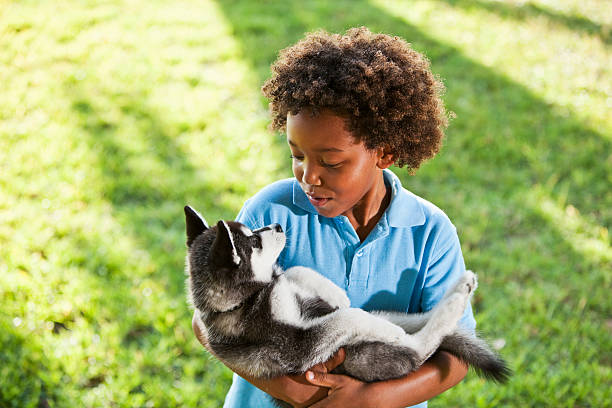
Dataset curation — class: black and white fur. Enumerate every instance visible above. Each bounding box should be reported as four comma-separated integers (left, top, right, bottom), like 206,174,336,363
184,206,510,398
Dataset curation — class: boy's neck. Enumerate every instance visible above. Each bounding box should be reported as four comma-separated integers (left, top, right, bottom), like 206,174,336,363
344,173,390,242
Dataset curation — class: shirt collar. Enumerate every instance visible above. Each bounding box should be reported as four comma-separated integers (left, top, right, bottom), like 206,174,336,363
292,169,425,228
383,169,426,228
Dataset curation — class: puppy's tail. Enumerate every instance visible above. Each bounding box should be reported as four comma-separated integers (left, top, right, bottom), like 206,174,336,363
440,329,512,383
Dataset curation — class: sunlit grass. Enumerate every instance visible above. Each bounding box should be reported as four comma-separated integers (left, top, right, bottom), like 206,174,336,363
1,0,281,406
1,0,610,406
376,0,612,133
526,187,610,264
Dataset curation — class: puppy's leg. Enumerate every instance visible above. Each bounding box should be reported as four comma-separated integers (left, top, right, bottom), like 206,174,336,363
399,271,477,364
370,271,477,334
319,308,406,345
284,266,350,309
370,310,433,334
299,308,408,370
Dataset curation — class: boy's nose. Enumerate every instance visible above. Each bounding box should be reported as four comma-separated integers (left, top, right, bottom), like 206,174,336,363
302,162,322,186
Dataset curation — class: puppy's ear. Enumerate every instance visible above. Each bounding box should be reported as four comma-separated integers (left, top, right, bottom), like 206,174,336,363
211,220,241,268
184,206,209,247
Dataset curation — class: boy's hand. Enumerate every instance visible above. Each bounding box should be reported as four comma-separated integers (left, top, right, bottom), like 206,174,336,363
305,370,372,408
259,349,346,408
192,310,346,408
306,350,471,408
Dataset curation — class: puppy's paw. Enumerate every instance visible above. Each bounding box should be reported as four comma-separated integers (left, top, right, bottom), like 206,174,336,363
451,270,478,297
463,270,478,294
328,286,351,309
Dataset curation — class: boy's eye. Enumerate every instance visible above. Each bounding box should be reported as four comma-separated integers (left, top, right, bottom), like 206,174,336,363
290,155,342,169
321,161,342,169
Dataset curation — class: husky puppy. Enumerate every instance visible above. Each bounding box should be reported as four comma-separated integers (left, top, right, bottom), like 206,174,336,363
184,206,510,394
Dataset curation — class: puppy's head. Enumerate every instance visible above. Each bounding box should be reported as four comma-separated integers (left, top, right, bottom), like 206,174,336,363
184,206,285,313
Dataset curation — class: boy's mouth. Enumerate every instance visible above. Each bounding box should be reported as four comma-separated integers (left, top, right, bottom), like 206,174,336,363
306,193,331,207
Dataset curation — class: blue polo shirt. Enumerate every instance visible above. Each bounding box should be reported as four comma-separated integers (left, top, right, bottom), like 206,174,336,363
222,169,476,408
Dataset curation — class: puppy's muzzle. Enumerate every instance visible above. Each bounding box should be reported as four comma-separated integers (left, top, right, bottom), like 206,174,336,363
255,224,283,233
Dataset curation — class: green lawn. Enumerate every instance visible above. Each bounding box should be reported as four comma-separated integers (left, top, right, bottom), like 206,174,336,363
1,0,610,406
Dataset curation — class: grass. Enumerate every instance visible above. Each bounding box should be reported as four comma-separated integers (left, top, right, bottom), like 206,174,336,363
1,0,610,406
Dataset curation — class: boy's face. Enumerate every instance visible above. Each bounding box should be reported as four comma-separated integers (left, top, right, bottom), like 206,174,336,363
286,110,393,219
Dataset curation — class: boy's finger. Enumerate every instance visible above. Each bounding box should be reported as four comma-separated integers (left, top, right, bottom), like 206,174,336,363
323,348,346,371
305,370,344,388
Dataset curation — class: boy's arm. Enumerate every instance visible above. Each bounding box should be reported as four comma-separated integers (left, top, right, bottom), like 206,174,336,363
306,350,468,408
192,311,342,408
194,309,467,408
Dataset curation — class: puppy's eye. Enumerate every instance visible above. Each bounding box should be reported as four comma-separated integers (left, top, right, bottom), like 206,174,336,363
252,235,263,249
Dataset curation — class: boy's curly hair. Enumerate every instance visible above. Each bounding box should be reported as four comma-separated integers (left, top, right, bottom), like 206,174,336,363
262,27,448,172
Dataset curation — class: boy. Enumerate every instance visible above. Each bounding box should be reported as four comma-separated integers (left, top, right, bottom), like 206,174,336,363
193,27,475,407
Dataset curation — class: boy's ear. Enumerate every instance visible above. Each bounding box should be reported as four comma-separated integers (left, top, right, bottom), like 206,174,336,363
210,220,241,268
184,206,209,247
376,147,395,169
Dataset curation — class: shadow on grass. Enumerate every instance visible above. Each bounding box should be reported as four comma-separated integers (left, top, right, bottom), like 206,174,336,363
436,0,611,44
63,78,256,334
0,321,69,407
67,84,238,275
58,81,239,402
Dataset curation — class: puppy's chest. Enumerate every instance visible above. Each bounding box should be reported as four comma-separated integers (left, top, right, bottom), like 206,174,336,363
209,278,336,339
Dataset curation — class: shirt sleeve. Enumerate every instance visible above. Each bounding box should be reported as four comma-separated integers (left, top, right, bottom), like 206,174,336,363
420,222,477,334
